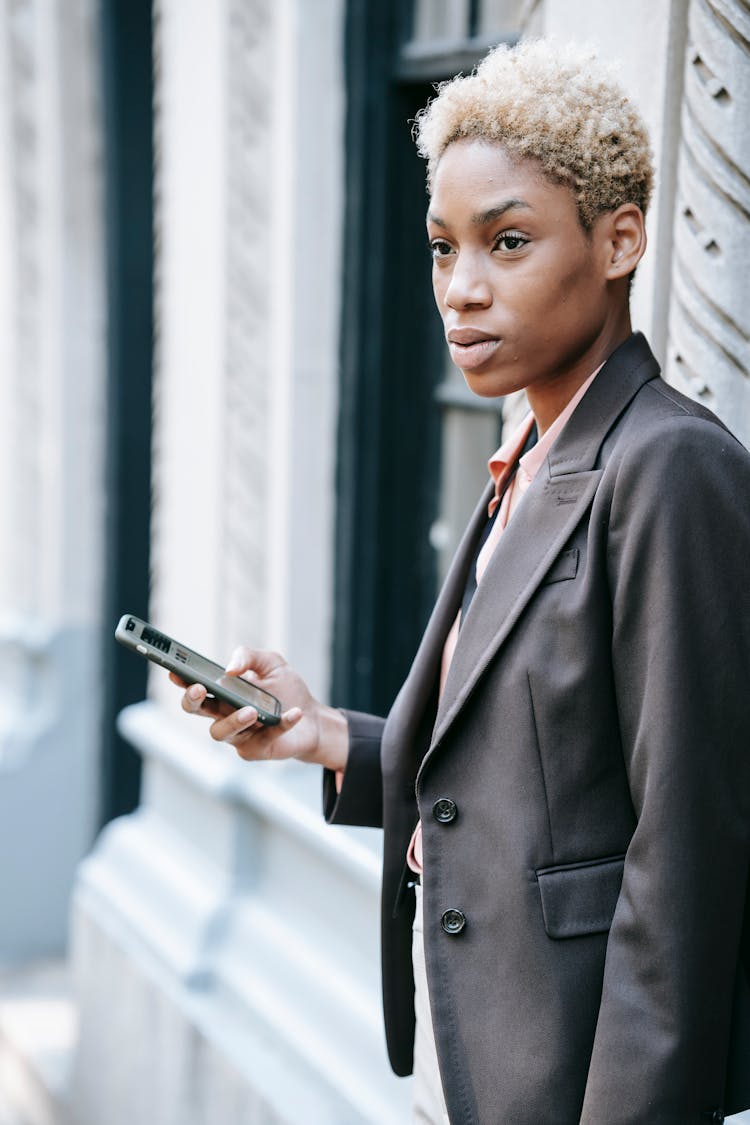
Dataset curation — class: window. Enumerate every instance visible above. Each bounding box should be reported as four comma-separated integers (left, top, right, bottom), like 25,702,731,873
334,0,521,714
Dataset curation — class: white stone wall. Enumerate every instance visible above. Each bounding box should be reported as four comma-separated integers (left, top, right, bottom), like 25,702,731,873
0,0,106,960
148,0,341,695
69,0,410,1121
63,2,750,1123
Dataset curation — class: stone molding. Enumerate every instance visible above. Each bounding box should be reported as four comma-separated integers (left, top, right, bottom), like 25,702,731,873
70,702,409,1124
667,0,750,440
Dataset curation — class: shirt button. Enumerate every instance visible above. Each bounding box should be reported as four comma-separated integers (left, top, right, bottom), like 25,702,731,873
441,909,466,935
432,797,458,824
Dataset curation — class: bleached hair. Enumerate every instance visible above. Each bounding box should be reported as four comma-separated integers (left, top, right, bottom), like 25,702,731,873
413,39,653,228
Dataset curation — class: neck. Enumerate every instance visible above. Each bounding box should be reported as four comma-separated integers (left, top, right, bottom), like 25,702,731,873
528,312,632,436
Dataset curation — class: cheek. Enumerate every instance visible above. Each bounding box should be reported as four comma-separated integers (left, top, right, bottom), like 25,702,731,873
537,258,599,316
432,271,448,311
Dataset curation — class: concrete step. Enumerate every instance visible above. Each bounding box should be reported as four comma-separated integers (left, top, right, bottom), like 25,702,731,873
0,961,75,1125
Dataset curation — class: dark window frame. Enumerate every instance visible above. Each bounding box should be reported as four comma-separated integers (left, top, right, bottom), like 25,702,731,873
333,0,516,715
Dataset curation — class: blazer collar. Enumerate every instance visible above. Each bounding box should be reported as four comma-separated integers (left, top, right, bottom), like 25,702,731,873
547,331,660,476
417,332,661,778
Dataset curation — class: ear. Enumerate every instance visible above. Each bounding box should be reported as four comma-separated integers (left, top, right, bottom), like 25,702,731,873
601,203,647,280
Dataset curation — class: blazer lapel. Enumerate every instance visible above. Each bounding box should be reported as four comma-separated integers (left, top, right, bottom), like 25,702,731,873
384,482,494,748
420,331,661,771
429,466,602,752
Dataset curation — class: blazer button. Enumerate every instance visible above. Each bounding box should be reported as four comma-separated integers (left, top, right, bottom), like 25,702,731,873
441,909,466,935
433,797,457,824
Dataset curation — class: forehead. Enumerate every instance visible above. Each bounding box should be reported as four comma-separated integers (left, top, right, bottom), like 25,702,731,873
428,138,578,224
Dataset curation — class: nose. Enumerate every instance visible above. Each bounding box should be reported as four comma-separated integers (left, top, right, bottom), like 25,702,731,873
443,250,492,310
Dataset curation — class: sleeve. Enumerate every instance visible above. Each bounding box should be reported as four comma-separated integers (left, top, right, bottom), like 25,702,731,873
580,418,750,1124
322,708,386,828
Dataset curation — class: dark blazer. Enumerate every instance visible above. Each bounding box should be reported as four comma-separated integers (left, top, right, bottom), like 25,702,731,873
325,333,750,1124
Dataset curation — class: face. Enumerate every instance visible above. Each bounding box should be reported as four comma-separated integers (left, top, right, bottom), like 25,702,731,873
427,139,624,414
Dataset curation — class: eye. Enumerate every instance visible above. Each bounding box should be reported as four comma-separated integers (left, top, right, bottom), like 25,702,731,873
429,238,454,260
493,231,529,252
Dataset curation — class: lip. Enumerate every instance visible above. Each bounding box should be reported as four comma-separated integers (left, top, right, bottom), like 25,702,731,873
447,327,498,345
446,327,502,371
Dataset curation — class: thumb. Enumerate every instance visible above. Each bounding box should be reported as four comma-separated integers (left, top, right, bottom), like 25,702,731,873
225,646,285,679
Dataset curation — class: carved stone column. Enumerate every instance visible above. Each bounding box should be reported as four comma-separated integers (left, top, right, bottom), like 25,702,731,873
667,0,750,442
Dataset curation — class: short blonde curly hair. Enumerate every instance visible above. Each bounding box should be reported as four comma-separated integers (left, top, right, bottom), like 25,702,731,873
413,39,653,228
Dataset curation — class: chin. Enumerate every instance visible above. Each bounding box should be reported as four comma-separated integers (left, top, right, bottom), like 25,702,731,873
462,372,521,400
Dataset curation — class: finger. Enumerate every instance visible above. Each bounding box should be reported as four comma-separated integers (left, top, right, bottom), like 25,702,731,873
209,704,260,743
224,646,286,678
169,672,188,688
233,706,303,760
185,683,208,708
181,683,231,720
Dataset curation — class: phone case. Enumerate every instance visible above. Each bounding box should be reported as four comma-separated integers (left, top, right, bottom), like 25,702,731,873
115,614,282,725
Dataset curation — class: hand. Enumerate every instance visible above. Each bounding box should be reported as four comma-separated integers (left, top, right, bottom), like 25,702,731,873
169,646,348,772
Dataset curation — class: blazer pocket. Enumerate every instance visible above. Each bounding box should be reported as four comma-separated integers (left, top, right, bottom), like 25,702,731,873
540,547,579,586
536,853,625,939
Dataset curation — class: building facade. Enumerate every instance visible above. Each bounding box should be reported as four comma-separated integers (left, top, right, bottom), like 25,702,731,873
1,0,748,1122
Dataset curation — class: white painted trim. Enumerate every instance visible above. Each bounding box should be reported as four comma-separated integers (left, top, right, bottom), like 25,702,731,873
118,701,381,890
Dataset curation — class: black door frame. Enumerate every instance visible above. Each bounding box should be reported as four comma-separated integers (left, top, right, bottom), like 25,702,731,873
332,1,442,716
98,0,155,825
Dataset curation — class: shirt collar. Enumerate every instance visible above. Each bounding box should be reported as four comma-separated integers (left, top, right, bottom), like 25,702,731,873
488,364,604,499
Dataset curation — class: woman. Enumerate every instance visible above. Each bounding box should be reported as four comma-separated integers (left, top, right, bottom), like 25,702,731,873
175,40,750,1125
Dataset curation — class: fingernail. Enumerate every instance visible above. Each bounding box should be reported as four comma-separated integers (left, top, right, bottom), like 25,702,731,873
189,685,203,701
236,706,257,723
284,707,302,723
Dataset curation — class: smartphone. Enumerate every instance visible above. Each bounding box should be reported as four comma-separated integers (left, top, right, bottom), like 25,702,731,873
115,614,282,726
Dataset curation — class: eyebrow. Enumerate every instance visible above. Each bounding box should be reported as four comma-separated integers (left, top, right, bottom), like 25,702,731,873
427,199,532,228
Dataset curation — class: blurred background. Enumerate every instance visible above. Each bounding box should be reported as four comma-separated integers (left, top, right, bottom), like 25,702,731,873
0,0,747,1122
